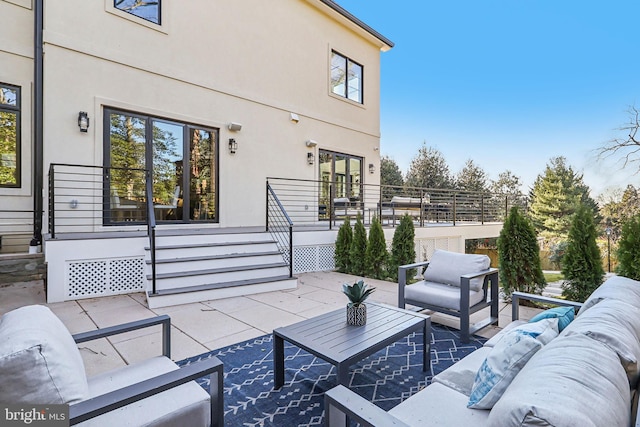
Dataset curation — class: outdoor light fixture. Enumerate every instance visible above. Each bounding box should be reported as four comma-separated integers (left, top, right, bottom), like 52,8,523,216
369,163,375,174
307,152,315,165
305,140,318,147
228,122,242,132
78,111,89,132
290,112,300,123
228,138,238,154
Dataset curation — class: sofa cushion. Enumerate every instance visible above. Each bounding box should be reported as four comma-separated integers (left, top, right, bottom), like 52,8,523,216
467,318,559,409
423,250,490,292
82,356,210,427
0,305,89,404
562,298,640,383
579,275,640,315
488,333,631,427
483,320,527,347
529,306,575,332
433,347,491,396
405,281,485,311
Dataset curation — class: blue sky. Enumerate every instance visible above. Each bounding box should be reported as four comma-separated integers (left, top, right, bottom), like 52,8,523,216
337,1,640,196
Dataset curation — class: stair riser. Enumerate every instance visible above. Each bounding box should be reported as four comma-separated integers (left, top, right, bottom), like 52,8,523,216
146,278,298,308
149,267,291,288
154,233,274,246
151,254,285,275
149,243,279,258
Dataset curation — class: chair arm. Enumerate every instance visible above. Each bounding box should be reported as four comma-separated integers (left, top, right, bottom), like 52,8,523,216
460,267,498,280
69,356,223,426
324,385,409,427
73,315,171,358
511,291,583,321
398,261,431,308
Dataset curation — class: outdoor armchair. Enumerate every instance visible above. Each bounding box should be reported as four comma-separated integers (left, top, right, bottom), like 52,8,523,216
0,305,223,427
398,250,499,342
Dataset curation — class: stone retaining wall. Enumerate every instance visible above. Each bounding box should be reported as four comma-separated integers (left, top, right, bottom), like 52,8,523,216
0,254,46,285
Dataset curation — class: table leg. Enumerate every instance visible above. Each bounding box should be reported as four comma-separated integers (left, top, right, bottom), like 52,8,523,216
273,333,285,389
337,363,350,387
423,318,431,373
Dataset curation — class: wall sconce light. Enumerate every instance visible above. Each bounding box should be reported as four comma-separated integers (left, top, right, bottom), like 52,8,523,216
369,163,375,174
228,138,238,154
290,112,300,123
228,122,242,132
305,140,318,147
78,111,89,132
307,152,315,165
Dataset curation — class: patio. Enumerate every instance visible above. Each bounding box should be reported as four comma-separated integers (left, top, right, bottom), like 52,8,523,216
0,271,545,378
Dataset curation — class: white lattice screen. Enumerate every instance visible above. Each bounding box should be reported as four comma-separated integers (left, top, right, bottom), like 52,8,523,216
416,237,461,262
293,244,336,274
67,257,145,298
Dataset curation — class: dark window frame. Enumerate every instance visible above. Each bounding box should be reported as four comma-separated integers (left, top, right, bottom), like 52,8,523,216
114,0,161,25
330,50,364,104
0,82,21,188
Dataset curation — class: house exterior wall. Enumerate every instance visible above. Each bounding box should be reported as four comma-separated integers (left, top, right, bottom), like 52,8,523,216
39,0,385,229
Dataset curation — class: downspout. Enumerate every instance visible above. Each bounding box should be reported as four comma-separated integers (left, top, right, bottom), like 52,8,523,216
33,0,44,246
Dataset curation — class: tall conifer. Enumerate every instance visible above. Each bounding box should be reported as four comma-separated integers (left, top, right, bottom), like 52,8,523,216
365,216,388,279
349,214,368,276
334,218,352,273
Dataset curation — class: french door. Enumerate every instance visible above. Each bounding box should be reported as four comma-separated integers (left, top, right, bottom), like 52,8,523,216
104,108,218,223
318,150,363,217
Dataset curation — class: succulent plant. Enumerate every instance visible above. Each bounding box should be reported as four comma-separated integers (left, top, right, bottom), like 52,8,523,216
342,280,375,307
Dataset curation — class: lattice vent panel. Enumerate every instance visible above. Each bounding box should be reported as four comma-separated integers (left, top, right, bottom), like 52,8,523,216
293,244,336,274
417,237,461,263
67,257,145,298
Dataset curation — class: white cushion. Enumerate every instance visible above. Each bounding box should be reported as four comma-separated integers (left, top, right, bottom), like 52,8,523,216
488,333,631,427
563,298,640,383
579,275,640,315
0,305,89,404
405,281,485,310
423,250,490,292
483,320,527,347
467,318,559,409
433,347,491,395
82,356,210,427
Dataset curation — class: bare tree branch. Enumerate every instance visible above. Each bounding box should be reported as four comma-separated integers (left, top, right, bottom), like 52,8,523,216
597,106,640,172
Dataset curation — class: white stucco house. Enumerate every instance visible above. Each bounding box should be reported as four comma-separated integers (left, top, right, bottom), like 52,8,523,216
1,0,505,307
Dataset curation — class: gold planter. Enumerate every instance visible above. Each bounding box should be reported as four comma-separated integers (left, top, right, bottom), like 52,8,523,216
346,304,367,326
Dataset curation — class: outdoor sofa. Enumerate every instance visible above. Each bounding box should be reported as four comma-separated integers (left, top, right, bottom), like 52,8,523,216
325,275,640,426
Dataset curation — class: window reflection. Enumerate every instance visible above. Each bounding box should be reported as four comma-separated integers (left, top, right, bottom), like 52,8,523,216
0,84,20,187
330,51,363,104
114,0,161,24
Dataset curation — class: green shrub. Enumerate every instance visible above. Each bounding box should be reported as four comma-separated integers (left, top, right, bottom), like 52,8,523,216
616,213,640,280
388,214,416,281
497,207,546,299
561,204,604,302
349,214,368,276
334,218,352,273
365,216,388,279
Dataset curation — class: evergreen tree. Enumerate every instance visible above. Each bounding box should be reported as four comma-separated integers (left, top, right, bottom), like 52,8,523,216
616,213,640,280
349,214,368,276
405,143,454,190
365,216,388,279
497,207,546,299
456,159,489,192
334,218,352,273
528,157,599,240
380,156,405,199
561,205,604,302
388,214,416,281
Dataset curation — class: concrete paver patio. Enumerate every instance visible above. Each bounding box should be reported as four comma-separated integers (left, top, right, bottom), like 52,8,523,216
0,271,542,377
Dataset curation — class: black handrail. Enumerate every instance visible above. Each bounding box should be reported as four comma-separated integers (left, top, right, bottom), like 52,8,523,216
266,181,294,278
145,170,157,294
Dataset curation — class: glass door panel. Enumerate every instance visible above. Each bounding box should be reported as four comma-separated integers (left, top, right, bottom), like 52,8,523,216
335,155,347,198
349,158,362,200
152,120,183,221
189,128,217,221
319,152,333,219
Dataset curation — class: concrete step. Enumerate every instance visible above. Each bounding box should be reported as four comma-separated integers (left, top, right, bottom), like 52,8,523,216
148,251,285,275
148,263,291,288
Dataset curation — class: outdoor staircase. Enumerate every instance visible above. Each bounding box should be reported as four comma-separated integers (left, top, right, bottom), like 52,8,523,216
144,231,297,308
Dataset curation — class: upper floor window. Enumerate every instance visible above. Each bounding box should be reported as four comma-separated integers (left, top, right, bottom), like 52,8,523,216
0,83,20,187
330,51,363,104
114,0,161,25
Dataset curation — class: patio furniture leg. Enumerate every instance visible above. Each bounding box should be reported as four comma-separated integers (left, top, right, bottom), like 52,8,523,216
274,333,285,389
337,363,349,387
423,318,431,373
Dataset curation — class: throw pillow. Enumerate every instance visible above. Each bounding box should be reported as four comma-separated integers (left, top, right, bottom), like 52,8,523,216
529,306,575,332
467,318,559,409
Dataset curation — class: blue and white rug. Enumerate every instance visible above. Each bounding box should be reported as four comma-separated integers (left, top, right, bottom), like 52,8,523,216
177,324,485,426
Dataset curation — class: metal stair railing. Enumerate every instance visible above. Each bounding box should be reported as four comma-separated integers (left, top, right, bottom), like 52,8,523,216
266,181,294,278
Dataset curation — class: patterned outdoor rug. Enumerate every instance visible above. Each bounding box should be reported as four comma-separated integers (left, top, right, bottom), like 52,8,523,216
177,324,486,426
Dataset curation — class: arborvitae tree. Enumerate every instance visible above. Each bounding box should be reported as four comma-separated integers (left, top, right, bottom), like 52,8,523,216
616,213,640,280
334,218,352,273
497,207,546,299
349,214,368,276
561,205,604,302
365,216,388,279
388,214,416,281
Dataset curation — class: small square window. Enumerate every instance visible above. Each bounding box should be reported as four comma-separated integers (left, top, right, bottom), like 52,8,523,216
114,0,161,25
330,51,363,104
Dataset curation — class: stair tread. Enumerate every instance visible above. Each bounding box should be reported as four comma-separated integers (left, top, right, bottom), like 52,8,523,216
147,251,283,264
148,275,296,297
145,240,276,251
147,262,288,279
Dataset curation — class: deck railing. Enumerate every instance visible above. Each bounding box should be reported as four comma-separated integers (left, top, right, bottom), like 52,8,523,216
266,182,294,278
266,177,527,228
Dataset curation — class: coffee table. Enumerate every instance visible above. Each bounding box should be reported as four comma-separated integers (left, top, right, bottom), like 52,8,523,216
273,302,431,389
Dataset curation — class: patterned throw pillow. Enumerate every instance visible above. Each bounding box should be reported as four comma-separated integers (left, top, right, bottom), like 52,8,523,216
467,318,559,409
529,306,575,332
